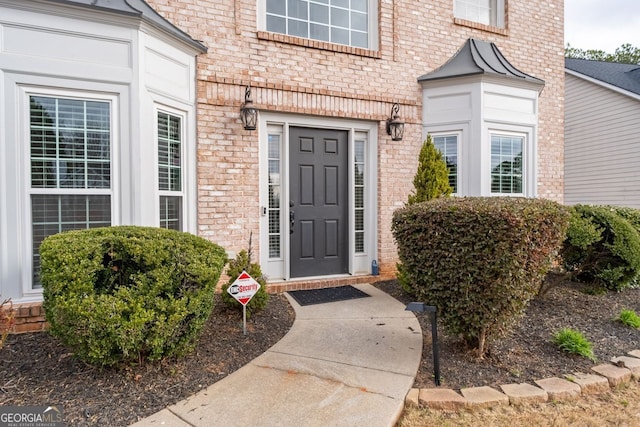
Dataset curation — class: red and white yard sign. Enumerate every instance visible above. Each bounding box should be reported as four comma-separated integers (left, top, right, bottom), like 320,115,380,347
227,271,260,306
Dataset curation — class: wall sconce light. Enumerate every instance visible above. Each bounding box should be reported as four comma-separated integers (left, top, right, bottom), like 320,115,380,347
385,102,404,141
240,85,258,131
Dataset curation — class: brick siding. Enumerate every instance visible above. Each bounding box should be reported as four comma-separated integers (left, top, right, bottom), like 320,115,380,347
10,302,48,334
150,0,565,277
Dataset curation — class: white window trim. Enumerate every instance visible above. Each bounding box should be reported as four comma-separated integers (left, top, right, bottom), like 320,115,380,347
155,105,187,231
20,86,120,295
486,126,534,197
257,0,379,50
258,113,378,281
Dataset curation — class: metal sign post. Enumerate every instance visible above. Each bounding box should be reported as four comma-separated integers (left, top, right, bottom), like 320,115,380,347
406,302,441,386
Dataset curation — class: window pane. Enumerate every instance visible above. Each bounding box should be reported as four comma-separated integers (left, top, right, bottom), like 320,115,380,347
433,135,458,193
351,0,367,12
351,11,367,31
31,194,111,288
160,196,182,230
268,133,282,259
331,27,349,45
288,0,308,19
266,15,286,33
288,19,309,38
158,112,182,192
490,134,523,194
354,140,365,254
351,31,368,48
267,0,286,14
331,7,349,27
310,3,329,23
310,23,330,41
30,96,110,190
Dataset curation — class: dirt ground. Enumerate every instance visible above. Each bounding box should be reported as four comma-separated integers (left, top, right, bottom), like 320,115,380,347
374,278,640,390
1,294,295,426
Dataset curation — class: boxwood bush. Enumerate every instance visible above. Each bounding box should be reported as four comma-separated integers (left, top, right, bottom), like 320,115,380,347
392,197,569,356
40,226,227,366
561,205,640,291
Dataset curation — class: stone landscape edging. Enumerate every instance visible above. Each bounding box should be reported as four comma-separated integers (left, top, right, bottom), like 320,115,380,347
405,349,640,410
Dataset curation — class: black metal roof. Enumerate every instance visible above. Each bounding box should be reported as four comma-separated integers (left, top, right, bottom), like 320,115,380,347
45,0,206,52
565,58,640,96
418,38,544,86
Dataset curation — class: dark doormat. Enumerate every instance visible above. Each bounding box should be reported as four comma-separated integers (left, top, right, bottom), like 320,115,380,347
288,285,370,306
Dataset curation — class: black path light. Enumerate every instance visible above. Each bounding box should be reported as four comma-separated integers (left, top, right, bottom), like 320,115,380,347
405,302,441,386
385,102,404,141
240,85,258,131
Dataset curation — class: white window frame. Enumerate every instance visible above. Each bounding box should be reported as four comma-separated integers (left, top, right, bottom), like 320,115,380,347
20,86,119,295
257,0,379,50
431,132,461,195
488,128,531,197
156,106,187,231
454,0,505,28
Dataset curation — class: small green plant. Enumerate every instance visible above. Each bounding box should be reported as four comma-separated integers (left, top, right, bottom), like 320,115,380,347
0,297,15,349
221,243,269,317
553,328,596,361
618,309,640,329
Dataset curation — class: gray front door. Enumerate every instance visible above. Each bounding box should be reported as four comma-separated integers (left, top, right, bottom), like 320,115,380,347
289,127,348,278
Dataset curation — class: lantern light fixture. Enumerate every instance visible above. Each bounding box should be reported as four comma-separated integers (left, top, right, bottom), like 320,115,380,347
240,85,258,131
385,102,404,141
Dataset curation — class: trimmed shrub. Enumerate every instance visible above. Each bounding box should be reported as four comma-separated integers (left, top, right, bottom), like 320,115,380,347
221,250,269,316
406,134,452,206
400,134,452,294
40,226,227,366
561,205,640,291
392,197,569,356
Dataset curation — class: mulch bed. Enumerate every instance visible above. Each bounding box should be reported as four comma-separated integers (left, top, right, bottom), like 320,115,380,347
0,294,294,426
2,278,640,426
374,278,640,390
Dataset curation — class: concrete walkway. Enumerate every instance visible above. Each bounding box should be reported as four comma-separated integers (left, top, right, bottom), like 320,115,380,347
131,283,423,427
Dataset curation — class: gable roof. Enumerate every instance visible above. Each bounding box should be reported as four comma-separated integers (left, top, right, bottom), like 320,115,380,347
418,38,545,87
46,0,206,52
565,58,640,96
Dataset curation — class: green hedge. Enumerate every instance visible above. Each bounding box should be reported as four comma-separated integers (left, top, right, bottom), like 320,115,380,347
40,226,227,366
561,205,640,291
392,197,569,355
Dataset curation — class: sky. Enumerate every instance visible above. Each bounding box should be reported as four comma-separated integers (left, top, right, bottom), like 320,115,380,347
564,0,640,53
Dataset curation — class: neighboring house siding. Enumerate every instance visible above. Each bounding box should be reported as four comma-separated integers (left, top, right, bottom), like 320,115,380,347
148,0,564,275
565,74,640,207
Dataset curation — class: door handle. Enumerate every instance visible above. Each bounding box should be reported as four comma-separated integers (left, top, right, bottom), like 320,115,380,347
289,210,295,234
